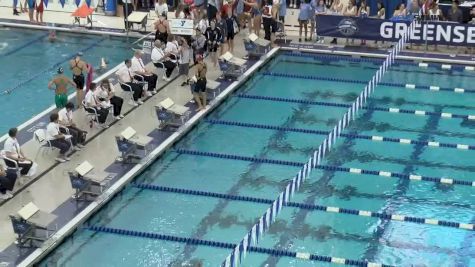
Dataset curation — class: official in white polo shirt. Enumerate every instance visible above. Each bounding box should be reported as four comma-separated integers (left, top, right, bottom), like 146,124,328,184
84,83,110,128
131,50,158,96
46,113,72,163
116,59,145,106
58,102,87,148
3,128,36,176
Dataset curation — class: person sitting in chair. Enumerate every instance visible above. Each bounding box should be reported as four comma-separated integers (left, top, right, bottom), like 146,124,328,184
116,59,145,106
3,128,36,177
131,50,158,96
84,83,110,128
46,113,72,163
98,79,124,120
58,102,87,148
0,165,17,200
151,40,177,82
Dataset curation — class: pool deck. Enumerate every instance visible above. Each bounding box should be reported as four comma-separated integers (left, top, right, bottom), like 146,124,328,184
1,9,475,266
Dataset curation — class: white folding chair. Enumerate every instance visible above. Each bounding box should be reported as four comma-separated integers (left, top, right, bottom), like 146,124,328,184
33,129,57,160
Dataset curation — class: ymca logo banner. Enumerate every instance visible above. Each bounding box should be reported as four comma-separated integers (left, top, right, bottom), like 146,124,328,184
316,15,475,46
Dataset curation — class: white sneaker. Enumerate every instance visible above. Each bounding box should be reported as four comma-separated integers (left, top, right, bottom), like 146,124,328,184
129,100,138,106
77,144,85,148
73,146,81,151
145,91,152,97
152,90,158,94
119,115,125,118
137,100,144,105
100,124,109,129
56,157,66,163
64,157,71,161
115,116,122,120
0,193,12,200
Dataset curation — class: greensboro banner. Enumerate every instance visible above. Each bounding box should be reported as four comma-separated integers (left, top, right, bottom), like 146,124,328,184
316,15,475,46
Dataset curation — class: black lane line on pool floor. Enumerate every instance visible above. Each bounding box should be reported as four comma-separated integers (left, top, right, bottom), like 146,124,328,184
84,225,394,267
172,93,328,264
235,93,475,121
205,119,475,151
173,149,475,188
261,72,475,94
132,183,474,232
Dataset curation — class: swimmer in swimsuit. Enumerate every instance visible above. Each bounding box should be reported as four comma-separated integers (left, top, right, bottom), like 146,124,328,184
69,52,89,108
193,54,207,111
48,67,76,109
154,12,169,43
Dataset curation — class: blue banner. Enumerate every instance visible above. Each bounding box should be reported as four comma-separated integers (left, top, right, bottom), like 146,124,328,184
43,0,48,7
85,0,91,6
75,0,81,6
59,0,65,7
316,15,475,46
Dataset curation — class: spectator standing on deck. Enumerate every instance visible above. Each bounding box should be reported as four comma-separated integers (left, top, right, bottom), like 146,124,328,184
392,3,406,18
224,6,238,52
216,13,227,55
13,0,20,15
446,0,463,23
177,37,192,86
262,0,276,42
374,1,385,47
69,52,89,108
343,0,357,45
36,0,44,23
205,19,222,67
329,0,343,44
358,0,369,45
298,0,312,42
122,0,135,29
48,67,76,109
208,0,219,20
313,0,326,43
278,0,286,23
27,0,35,22
154,0,168,18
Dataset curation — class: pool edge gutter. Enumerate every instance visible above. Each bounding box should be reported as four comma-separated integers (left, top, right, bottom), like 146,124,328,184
17,47,280,267
0,21,137,38
281,46,475,66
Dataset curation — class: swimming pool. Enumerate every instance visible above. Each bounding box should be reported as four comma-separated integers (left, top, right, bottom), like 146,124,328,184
0,27,135,135
38,51,475,266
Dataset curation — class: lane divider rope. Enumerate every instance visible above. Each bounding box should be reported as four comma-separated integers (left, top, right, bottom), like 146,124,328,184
236,94,475,120
225,16,421,267
281,51,472,71
261,72,475,94
85,225,392,267
205,119,475,151
133,183,475,231
173,149,475,188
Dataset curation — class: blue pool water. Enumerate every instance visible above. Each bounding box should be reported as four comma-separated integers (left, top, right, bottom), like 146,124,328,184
0,27,135,135
39,52,475,266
